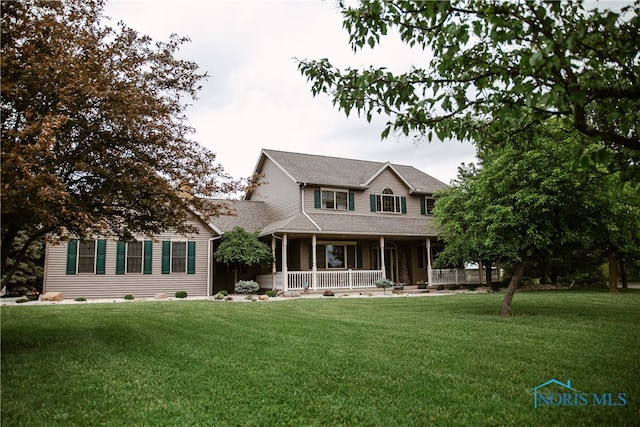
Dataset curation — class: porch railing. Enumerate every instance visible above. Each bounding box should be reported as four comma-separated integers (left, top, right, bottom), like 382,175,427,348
257,270,384,291
431,269,466,285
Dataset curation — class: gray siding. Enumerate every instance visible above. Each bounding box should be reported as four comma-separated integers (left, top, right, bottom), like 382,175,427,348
43,218,215,299
251,157,300,220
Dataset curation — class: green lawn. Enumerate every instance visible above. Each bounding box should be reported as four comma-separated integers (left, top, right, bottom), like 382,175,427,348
2,290,639,426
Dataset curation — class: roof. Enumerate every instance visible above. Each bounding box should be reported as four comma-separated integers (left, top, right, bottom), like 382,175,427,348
255,149,448,194
206,200,272,234
259,212,438,238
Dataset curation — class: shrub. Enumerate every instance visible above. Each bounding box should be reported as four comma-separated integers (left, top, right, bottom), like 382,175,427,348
234,280,259,294
15,297,29,304
74,297,87,302
214,292,225,300
175,291,188,299
124,294,135,300
265,290,277,298
219,290,228,296
374,278,394,294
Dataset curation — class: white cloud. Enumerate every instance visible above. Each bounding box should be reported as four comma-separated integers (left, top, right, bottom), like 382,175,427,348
103,0,477,185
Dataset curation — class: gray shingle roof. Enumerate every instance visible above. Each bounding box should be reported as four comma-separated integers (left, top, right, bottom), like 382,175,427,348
261,149,448,194
207,200,272,233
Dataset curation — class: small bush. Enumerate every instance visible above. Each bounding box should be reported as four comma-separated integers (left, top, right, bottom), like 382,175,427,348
74,297,87,302
175,291,188,299
214,292,225,300
15,297,29,304
265,290,277,298
124,294,135,300
219,290,228,296
234,280,259,294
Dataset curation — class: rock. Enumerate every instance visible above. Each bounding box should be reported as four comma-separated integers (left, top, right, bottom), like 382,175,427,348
225,296,234,301
154,293,169,299
40,292,64,302
281,291,301,298
323,290,335,297
259,295,270,301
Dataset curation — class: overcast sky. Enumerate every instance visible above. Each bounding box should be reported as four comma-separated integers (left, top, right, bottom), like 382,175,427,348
102,0,478,184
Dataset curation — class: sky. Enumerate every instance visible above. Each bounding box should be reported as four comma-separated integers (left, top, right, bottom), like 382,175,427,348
102,0,478,185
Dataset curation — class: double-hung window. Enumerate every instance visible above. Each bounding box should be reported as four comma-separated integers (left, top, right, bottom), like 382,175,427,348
316,189,353,210
421,197,436,215
66,239,106,274
161,241,196,274
115,240,153,274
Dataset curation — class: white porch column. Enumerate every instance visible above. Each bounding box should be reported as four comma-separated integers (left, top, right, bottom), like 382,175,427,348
282,233,288,292
271,235,277,291
426,238,433,286
311,234,317,290
379,236,386,279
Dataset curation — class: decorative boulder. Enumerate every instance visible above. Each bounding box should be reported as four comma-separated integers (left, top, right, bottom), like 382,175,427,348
154,293,169,300
40,292,64,302
259,295,270,301
323,290,335,297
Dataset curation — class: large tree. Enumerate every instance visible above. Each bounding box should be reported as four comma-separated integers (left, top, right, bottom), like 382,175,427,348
1,0,241,286
298,0,640,177
435,122,640,315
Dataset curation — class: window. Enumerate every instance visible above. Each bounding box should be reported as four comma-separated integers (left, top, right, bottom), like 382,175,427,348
126,242,143,273
371,188,406,214
319,189,351,210
77,240,96,273
314,243,359,269
426,197,436,215
66,239,106,275
162,241,196,274
172,242,187,273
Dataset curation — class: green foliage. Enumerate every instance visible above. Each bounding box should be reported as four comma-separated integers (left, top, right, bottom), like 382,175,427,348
214,292,225,300
175,291,188,299
15,298,29,304
374,278,394,289
265,290,277,297
0,230,44,291
74,297,87,302
2,293,640,425
297,0,640,177
124,294,134,300
215,227,274,283
1,0,243,282
234,280,259,294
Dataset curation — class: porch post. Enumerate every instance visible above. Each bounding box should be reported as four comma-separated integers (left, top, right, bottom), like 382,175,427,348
379,236,386,279
426,238,433,286
271,235,276,291
282,233,288,292
311,234,317,290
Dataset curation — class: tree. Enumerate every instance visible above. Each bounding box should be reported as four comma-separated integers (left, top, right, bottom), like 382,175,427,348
1,0,242,286
435,122,615,315
298,0,640,178
214,227,274,285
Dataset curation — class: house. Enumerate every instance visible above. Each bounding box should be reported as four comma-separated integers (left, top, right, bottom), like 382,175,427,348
42,149,449,298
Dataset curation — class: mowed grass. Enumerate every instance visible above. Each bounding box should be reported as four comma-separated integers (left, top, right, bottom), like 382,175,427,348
2,290,640,426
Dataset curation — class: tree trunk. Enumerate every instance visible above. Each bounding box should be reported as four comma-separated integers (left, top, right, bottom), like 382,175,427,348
500,261,526,316
608,248,618,293
540,252,550,284
619,257,628,289
484,260,492,288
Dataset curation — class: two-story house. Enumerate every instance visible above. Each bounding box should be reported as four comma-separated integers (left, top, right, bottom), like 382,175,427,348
42,149,449,298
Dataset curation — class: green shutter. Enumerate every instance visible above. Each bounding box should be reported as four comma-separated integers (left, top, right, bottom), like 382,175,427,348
420,198,426,215
314,190,321,209
116,242,126,274
66,239,78,274
370,194,377,212
187,241,196,274
143,240,153,274
348,192,355,210
96,239,107,274
162,241,171,274
401,196,407,214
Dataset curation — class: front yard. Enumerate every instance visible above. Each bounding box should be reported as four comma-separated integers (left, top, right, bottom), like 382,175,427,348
2,290,639,426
